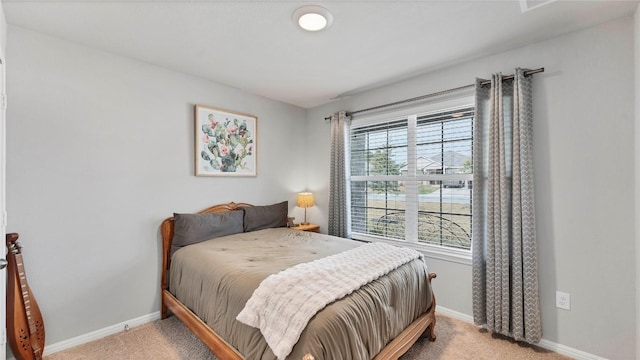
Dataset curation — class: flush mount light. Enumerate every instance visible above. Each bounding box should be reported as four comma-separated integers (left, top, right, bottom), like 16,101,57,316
292,5,333,32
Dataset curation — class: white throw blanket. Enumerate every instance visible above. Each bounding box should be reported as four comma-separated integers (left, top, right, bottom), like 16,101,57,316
236,242,423,360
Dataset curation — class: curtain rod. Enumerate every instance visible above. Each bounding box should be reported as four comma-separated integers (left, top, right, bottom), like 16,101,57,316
324,67,544,120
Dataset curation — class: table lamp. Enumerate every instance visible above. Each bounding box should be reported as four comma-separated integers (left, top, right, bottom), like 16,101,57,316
296,192,314,225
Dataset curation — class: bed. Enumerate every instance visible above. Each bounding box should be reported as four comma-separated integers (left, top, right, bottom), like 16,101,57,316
160,202,437,360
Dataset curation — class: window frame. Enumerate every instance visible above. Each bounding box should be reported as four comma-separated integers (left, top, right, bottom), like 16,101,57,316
348,95,475,265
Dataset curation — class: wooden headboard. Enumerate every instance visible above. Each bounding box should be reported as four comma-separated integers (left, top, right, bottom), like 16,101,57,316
160,202,253,298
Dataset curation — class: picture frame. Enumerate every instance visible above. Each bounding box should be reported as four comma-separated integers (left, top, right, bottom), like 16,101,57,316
195,105,257,176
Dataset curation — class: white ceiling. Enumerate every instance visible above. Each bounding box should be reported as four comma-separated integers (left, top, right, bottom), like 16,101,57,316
3,0,638,109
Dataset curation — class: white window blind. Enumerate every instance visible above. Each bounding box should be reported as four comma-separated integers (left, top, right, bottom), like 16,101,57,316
349,105,474,255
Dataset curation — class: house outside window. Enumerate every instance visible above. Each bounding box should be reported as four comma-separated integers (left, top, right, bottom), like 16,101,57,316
349,101,474,263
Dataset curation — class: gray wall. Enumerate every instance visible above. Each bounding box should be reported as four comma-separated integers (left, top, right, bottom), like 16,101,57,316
635,4,640,360
5,12,638,360
0,6,6,359
307,17,636,359
6,26,308,345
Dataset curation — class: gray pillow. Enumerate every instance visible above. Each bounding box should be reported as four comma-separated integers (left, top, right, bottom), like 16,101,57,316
243,201,288,232
171,210,243,255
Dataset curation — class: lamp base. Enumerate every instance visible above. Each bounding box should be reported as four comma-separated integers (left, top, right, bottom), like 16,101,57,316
301,222,310,225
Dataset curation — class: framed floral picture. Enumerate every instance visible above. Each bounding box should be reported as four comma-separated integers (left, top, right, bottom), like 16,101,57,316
195,105,257,176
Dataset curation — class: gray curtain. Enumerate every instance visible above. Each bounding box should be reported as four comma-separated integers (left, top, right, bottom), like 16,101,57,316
328,111,350,237
471,68,542,343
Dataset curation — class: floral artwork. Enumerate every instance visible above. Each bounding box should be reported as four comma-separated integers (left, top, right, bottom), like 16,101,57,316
195,105,257,176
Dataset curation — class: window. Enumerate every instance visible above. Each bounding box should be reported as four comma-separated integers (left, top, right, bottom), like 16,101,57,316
349,105,474,259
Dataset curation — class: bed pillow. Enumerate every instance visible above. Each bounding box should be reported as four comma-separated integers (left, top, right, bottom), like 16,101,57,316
243,201,288,232
171,210,244,255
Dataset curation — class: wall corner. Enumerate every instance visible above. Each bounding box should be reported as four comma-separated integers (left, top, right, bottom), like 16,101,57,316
0,0,6,58
634,3,640,360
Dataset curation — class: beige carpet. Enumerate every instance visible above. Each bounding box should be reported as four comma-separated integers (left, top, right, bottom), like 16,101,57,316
45,315,571,360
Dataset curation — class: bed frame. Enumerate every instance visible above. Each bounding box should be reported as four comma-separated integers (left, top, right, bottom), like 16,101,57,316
160,202,437,360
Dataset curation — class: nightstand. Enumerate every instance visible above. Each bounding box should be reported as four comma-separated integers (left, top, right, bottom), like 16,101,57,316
291,224,320,233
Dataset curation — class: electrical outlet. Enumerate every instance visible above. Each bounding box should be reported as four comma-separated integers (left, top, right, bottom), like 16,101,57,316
556,291,571,310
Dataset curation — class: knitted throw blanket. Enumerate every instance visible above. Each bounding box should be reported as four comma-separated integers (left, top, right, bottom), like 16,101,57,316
236,242,423,360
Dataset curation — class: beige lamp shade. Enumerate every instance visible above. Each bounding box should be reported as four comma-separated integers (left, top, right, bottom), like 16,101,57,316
297,192,314,208
297,192,314,225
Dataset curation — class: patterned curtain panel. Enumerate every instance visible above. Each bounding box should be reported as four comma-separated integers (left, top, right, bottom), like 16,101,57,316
328,111,351,238
471,68,542,343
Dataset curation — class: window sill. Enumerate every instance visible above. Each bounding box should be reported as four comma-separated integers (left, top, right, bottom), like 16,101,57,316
351,233,472,266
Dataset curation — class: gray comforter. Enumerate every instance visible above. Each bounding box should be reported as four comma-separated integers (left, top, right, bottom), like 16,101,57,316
169,228,433,360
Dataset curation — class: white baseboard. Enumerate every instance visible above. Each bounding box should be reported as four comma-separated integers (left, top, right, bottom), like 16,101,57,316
536,339,608,360
42,311,161,356
31,307,608,360
436,305,607,360
435,305,475,323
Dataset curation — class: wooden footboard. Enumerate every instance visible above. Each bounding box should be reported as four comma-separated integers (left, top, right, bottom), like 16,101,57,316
374,273,437,360
163,289,243,359
160,202,437,360
163,287,436,360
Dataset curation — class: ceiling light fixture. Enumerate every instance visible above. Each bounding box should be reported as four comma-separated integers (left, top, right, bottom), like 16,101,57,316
292,5,333,32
